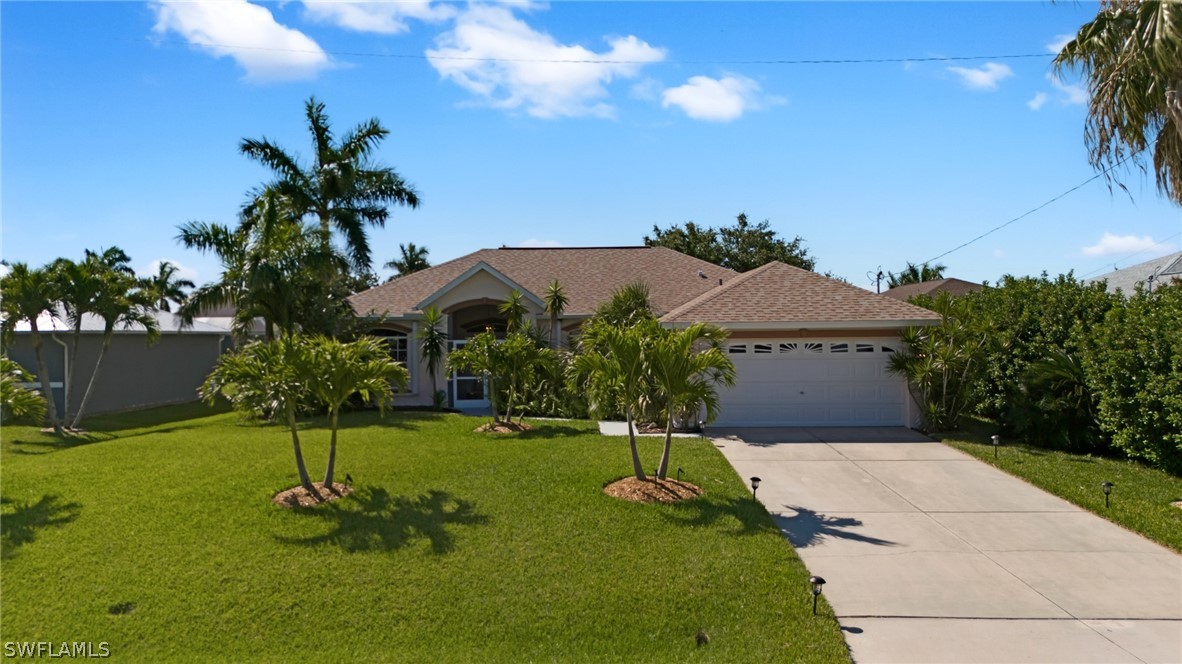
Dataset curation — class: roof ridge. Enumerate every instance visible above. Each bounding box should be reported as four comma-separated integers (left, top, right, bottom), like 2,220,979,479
660,261,779,321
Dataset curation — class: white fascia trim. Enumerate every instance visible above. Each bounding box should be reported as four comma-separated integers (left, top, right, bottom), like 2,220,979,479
414,261,546,311
661,319,938,331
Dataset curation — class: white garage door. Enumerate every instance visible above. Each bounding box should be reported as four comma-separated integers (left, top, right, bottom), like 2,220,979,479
714,338,907,427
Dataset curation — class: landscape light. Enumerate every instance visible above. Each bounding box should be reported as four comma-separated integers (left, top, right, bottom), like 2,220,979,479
750,476,761,499
1101,481,1114,508
809,576,826,615
677,467,684,482
991,434,1000,459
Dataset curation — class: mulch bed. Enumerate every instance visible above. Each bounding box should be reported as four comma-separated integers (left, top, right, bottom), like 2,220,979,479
272,482,353,509
474,421,534,433
603,477,704,503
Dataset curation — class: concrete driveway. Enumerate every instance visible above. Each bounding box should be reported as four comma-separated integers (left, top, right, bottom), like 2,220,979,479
710,427,1182,663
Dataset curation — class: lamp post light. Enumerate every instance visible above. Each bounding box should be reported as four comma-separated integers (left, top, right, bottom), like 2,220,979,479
677,466,684,482
991,434,1000,459
1101,481,1114,508
809,576,826,615
750,476,762,499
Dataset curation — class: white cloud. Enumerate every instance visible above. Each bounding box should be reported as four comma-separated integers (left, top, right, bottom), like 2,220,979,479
1082,233,1163,257
425,5,665,118
1049,74,1088,105
151,0,331,81
946,62,1013,91
661,74,777,122
301,1,455,34
1047,34,1073,53
518,238,563,248
1026,91,1048,111
993,249,1006,259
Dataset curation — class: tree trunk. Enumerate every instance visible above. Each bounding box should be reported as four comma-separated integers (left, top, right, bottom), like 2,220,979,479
65,329,83,424
488,375,501,423
656,414,674,480
29,324,62,434
69,334,111,430
626,409,647,480
285,404,318,497
324,409,339,488
550,313,559,349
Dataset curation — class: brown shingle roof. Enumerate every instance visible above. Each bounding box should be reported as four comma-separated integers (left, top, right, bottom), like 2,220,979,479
349,246,735,317
880,278,984,301
660,261,940,325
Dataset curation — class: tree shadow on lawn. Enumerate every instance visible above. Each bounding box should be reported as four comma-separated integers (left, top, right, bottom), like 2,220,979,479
663,494,780,536
771,506,898,549
277,486,490,554
511,424,593,440
1,495,82,559
7,431,115,455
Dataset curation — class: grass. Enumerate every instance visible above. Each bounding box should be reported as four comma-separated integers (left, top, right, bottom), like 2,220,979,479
1,404,849,662
936,418,1182,553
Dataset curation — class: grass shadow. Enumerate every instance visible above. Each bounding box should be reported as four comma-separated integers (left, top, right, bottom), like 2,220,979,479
663,494,777,536
771,506,898,549
82,401,229,433
514,424,593,440
277,486,490,554
1,495,82,559
7,430,115,455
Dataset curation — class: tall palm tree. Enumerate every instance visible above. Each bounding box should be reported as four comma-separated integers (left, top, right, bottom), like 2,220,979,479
649,323,736,479
145,261,195,312
574,320,658,480
887,262,947,288
240,96,420,269
416,306,448,405
498,290,530,332
543,280,568,349
68,270,160,429
50,255,104,419
1055,1,1182,206
201,336,319,496
384,242,430,278
0,263,62,432
303,335,408,488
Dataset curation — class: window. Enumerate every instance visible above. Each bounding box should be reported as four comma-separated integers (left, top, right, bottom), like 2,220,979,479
753,343,772,354
830,343,848,353
779,342,798,354
370,329,411,390
727,344,747,354
881,345,897,354
856,343,875,353
803,342,823,354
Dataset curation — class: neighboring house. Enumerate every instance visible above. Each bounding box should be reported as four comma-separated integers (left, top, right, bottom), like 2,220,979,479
881,278,984,301
1085,251,1182,295
6,310,231,417
349,247,939,427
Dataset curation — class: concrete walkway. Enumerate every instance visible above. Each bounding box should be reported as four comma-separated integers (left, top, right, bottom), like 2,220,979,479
709,427,1182,663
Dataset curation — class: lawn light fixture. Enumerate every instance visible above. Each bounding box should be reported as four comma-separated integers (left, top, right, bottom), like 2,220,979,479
809,576,826,615
677,467,684,482
991,434,1000,459
1101,481,1114,508
750,476,761,499
699,420,706,440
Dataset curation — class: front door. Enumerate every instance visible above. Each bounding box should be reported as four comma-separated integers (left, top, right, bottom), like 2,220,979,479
449,340,491,410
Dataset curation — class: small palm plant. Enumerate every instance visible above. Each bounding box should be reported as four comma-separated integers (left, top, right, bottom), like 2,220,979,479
0,357,47,424
417,306,448,407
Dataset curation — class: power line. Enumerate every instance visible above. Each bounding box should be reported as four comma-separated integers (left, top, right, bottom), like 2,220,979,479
918,162,1128,268
1076,231,1182,279
152,39,1053,66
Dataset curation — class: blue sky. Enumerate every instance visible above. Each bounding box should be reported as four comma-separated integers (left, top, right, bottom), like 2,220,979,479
3,1,1180,291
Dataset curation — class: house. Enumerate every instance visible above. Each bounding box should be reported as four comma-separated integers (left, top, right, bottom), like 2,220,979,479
1085,251,1182,295
6,310,231,417
880,278,984,301
348,247,939,427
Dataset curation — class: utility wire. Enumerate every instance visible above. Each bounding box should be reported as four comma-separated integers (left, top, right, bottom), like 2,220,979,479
1077,231,1182,279
152,39,1052,66
918,160,1128,268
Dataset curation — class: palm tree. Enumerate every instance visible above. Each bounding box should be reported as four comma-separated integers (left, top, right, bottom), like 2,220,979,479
1055,1,1182,206
303,335,408,488
649,323,736,479
498,290,530,332
447,330,504,422
145,261,195,312
69,270,160,429
0,263,63,433
240,96,420,269
50,256,103,420
543,280,568,349
887,262,947,288
591,281,655,327
384,242,430,278
1,357,47,424
416,306,448,405
201,336,319,497
574,320,658,480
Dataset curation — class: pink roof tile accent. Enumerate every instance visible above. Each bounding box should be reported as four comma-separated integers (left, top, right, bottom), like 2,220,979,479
349,247,735,317
660,261,941,325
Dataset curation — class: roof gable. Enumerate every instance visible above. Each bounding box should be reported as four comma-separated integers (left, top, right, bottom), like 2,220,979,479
660,261,940,326
416,261,546,312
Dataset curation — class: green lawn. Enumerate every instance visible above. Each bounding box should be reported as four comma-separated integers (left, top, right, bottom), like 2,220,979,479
1,405,849,662
937,420,1182,553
